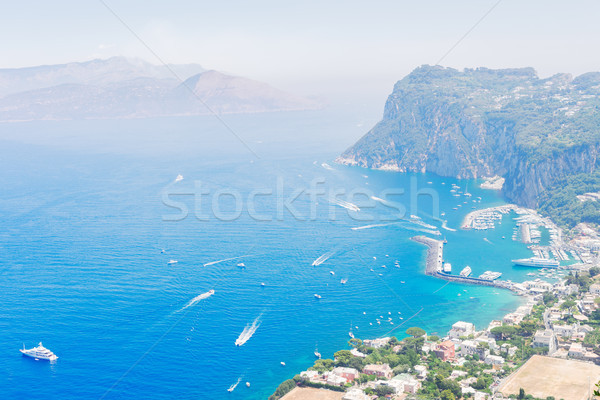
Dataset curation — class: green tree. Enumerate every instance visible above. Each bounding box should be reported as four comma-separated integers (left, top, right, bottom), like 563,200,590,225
268,379,296,400
440,389,456,400
491,325,517,340
334,350,353,366
406,327,426,337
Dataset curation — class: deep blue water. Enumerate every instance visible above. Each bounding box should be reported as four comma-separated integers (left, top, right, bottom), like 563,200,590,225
0,111,532,399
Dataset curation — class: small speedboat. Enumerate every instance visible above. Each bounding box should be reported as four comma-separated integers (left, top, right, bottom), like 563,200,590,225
20,342,57,361
314,294,321,299
280,362,286,366
246,382,250,388
237,263,246,268
167,259,178,265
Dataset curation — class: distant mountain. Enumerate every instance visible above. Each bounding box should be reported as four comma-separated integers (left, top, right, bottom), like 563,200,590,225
337,65,600,208
0,57,319,121
0,56,204,97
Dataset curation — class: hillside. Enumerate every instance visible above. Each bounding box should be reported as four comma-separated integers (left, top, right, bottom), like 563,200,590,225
0,58,319,121
336,65,600,208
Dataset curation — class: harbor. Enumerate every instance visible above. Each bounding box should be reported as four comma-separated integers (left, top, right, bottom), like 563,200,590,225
411,236,518,291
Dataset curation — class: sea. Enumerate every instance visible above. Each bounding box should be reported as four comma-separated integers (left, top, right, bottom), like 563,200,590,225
0,109,539,399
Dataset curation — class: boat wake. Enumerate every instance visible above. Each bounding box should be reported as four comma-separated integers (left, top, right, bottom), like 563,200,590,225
351,222,398,231
328,197,360,212
227,376,242,392
177,290,215,312
203,255,250,267
235,314,262,346
312,250,336,266
321,163,335,171
398,222,441,236
441,220,457,232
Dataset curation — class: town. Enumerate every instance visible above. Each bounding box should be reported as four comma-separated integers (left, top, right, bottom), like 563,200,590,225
271,262,600,400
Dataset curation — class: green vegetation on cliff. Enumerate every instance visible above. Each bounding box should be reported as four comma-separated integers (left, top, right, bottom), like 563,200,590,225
538,171,600,229
338,65,600,208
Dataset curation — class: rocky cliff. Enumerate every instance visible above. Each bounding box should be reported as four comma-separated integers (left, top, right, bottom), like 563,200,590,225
337,65,600,208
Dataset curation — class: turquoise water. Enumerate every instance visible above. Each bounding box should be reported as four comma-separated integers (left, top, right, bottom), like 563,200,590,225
0,111,532,399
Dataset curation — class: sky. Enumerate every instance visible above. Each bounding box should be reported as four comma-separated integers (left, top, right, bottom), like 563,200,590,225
1,0,600,101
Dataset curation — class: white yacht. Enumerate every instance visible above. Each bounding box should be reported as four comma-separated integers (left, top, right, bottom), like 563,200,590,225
460,266,472,277
167,259,178,265
20,343,58,361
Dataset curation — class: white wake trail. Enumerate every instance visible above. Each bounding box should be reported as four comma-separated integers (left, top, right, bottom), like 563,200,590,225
441,220,457,232
351,222,398,231
235,314,262,346
177,290,215,312
312,250,336,266
329,197,360,212
203,255,250,267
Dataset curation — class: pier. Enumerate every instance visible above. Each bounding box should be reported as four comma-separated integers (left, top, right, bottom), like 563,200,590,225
411,235,517,292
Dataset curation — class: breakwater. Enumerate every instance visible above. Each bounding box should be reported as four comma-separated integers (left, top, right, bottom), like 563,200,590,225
411,235,517,292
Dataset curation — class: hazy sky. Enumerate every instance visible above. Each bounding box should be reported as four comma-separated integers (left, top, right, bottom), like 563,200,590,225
2,0,600,99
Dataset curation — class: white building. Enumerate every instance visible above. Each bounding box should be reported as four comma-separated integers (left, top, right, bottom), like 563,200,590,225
484,354,505,365
414,365,428,379
590,283,600,296
449,321,475,339
343,389,371,400
533,329,558,354
391,373,421,394
363,337,391,349
553,324,575,338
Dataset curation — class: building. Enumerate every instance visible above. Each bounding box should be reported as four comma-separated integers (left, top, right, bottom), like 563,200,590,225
533,329,558,354
503,312,524,325
500,343,518,357
568,343,585,359
553,324,575,338
331,367,359,382
434,340,455,361
590,283,600,296
363,337,391,349
391,373,421,394
461,340,489,359
363,363,392,379
350,348,366,358
343,388,370,400
414,365,428,379
326,374,347,386
484,354,505,365
449,321,476,339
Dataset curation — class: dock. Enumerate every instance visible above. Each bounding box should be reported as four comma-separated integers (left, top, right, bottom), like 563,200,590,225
411,235,517,291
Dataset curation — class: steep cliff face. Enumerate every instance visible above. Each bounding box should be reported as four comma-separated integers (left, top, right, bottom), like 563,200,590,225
337,65,600,208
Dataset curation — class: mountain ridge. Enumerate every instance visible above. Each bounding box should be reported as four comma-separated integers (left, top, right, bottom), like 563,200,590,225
0,58,319,121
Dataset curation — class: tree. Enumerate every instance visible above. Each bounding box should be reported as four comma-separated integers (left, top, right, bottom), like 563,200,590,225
348,338,362,348
269,379,296,400
440,389,456,400
590,267,600,277
491,325,517,340
406,327,426,337
560,300,577,315
334,350,353,366
428,335,440,342
518,388,526,399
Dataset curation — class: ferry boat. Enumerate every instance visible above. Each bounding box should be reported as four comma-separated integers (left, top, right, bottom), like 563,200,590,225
511,257,559,268
479,271,502,280
443,262,452,273
20,342,58,361
460,266,472,277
